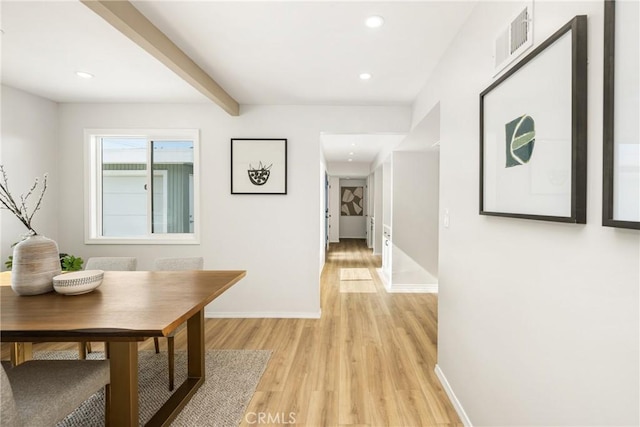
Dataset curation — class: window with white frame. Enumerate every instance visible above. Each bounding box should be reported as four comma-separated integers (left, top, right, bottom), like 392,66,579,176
85,129,199,244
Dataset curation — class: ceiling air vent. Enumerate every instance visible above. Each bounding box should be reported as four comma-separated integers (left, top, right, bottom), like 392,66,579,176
494,4,533,76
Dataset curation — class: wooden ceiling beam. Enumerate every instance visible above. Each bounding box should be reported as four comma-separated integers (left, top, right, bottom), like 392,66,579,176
81,0,239,116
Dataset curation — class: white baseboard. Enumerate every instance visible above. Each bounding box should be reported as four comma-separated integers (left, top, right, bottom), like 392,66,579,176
387,283,438,293
376,268,391,290
375,268,437,293
435,364,472,427
205,310,322,319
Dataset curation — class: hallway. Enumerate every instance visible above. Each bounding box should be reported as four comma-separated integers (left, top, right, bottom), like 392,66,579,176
236,238,460,425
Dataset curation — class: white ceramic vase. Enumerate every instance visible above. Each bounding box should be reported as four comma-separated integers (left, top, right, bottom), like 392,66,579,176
11,235,61,296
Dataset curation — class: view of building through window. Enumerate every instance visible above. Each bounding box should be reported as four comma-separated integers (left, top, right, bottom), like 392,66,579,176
100,137,194,238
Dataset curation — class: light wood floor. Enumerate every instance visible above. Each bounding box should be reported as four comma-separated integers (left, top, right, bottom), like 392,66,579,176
2,239,460,426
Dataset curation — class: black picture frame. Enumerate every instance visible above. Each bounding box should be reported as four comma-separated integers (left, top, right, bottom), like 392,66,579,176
602,0,640,229
231,138,287,195
479,15,588,223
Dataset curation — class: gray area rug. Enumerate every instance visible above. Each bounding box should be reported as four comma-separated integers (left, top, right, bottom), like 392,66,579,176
32,349,271,427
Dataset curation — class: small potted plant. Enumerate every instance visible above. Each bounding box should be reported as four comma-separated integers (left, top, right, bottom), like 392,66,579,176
59,253,84,272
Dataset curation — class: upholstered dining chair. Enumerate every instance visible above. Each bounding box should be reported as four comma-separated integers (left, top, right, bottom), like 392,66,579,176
1,359,110,427
153,257,204,391
85,256,137,272
80,257,137,358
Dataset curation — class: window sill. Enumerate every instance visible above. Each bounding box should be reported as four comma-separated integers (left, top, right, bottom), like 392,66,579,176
85,235,200,245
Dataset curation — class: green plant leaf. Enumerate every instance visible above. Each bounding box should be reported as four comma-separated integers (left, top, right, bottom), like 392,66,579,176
61,255,84,272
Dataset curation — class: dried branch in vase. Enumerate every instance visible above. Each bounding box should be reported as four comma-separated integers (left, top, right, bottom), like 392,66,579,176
0,164,48,236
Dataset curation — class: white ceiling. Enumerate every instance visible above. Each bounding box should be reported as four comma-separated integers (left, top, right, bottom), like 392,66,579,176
321,133,406,163
0,1,475,163
131,1,476,105
0,1,209,103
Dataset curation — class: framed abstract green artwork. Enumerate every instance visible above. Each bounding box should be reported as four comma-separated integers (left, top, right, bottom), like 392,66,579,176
480,15,587,223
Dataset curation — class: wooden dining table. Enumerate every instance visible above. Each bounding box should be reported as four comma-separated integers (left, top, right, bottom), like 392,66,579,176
1,270,246,426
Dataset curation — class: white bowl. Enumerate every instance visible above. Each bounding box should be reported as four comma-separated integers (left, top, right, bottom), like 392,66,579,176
53,270,104,295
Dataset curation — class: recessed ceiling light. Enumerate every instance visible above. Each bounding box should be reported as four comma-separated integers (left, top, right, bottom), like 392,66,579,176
351,143,356,146
75,71,94,79
366,15,385,28
349,152,354,155
359,73,372,80
348,158,353,162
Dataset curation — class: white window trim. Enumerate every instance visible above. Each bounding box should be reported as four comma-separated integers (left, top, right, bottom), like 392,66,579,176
84,129,200,245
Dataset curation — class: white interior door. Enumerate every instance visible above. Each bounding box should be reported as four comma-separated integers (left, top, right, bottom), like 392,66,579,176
367,175,374,248
328,176,340,242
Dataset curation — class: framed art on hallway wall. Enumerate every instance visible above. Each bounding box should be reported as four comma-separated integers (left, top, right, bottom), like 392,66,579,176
479,15,587,223
231,138,287,195
341,186,364,216
602,0,640,229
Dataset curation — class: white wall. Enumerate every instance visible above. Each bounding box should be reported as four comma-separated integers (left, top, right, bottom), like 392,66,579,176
338,178,366,238
326,161,370,177
414,1,639,425
56,103,410,317
382,158,392,229
392,151,439,277
1,86,59,266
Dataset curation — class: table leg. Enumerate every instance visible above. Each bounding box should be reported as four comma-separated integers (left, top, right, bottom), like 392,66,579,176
108,341,139,426
146,310,205,427
187,309,205,378
78,342,86,360
10,343,32,366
